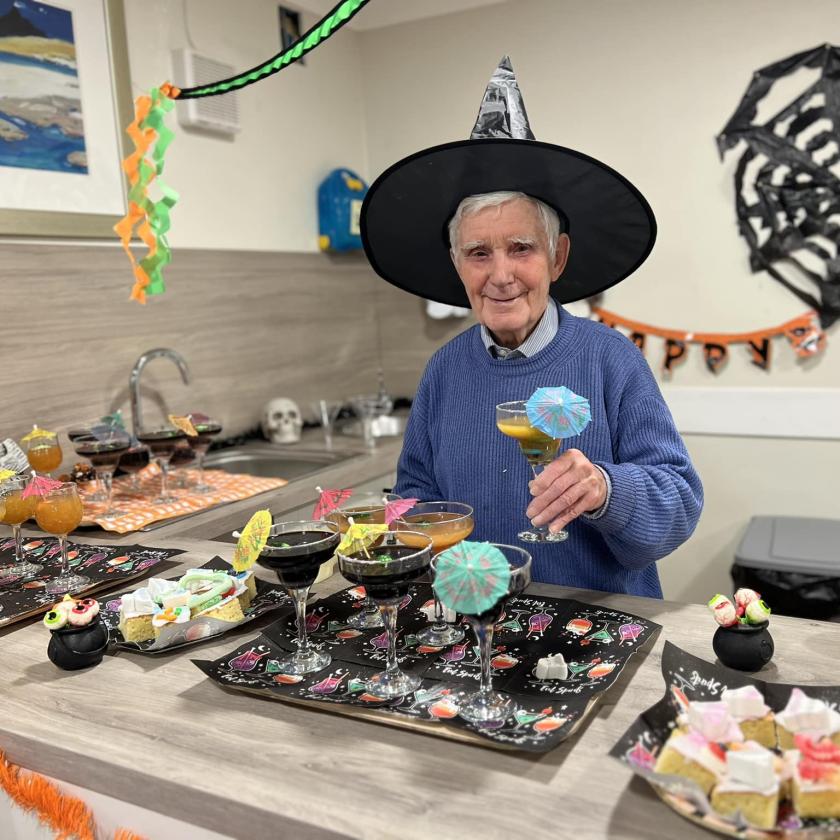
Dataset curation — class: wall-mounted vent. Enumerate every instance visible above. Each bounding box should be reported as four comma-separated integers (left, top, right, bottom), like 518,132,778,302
171,49,241,136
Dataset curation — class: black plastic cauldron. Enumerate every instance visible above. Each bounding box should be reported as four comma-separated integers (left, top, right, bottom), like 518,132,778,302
47,618,109,671
712,621,774,672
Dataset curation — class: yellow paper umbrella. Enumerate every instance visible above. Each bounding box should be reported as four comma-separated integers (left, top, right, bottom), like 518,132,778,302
168,414,198,436
233,509,272,572
337,522,388,555
20,425,57,442
0,469,16,483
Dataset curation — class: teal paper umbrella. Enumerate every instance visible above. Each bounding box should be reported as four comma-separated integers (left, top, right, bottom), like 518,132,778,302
525,387,591,439
433,541,510,615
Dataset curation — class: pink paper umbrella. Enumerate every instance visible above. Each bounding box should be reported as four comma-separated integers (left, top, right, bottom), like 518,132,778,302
21,472,63,499
384,497,419,526
313,486,353,519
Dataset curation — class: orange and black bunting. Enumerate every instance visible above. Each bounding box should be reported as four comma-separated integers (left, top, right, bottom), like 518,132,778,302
703,342,728,374
747,338,771,370
592,307,825,377
663,339,687,373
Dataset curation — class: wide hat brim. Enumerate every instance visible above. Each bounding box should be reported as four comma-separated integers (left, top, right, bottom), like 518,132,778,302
361,138,657,308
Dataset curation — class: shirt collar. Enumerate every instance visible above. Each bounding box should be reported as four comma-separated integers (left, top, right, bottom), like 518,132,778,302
480,300,559,359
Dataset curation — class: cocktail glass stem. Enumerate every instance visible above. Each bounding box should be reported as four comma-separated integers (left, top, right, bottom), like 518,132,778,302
194,446,212,493
347,594,384,628
98,468,117,517
156,458,173,502
520,464,568,543
12,523,23,563
58,535,70,578
373,600,405,683
293,586,312,657
474,617,495,697
431,592,447,631
45,535,89,595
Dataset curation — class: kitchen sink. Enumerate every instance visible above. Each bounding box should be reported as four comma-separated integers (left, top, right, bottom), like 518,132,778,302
204,443,360,481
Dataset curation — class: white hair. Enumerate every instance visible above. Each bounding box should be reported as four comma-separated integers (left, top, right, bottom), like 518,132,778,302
448,191,562,262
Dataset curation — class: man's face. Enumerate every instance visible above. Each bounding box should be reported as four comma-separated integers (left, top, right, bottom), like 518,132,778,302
452,199,569,348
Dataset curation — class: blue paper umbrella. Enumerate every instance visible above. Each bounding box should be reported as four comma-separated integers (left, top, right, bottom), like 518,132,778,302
433,541,511,615
525,387,591,439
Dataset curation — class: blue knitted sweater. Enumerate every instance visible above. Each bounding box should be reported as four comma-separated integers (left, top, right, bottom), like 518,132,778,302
393,306,703,598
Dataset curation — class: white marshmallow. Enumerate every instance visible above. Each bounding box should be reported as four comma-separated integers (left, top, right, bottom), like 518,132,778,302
722,685,770,721
535,653,568,681
726,742,777,790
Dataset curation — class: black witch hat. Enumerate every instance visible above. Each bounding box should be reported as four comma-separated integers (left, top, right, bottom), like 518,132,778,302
361,57,657,308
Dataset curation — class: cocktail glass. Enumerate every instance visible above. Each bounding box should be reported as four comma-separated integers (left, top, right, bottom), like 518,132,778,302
74,430,131,518
311,401,342,452
337,531,432,697
186,418,223,493
328,492,402,629
136,427,187,504
455,544,532,724
496,401,567,543
393,501,474,647
26,431,62,475
256,519,340,675
118,441,151,493
0,475,43,580
169,441,197,489
36,482,87,596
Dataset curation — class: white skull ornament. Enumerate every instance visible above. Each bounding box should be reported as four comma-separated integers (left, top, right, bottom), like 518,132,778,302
262,398,303,444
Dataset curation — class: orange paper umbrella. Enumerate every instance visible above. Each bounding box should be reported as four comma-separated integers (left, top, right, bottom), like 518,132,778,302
233,509,272,572
21,471,63,499
313,486,352,519
384,497,419,526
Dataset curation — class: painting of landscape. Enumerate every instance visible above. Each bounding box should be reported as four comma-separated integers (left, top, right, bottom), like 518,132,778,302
0,0,87,174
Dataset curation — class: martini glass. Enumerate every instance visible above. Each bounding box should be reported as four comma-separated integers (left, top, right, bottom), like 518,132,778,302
496,401,567,543
36,482,87,596
119,441,151,493
74,429,131,518
328,492,401,630
187,418,223,493
256,519,340,675
0,475,42,580
393,501,473,647
136,427,187,503
337,531,432,697
455,544,532,724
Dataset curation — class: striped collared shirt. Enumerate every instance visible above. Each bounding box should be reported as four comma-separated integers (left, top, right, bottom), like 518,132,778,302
480,299,559,359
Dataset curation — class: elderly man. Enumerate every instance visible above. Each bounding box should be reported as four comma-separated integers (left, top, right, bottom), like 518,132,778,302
360,58,702,597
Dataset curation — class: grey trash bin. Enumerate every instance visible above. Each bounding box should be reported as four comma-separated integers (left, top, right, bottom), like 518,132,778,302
732,516,840,620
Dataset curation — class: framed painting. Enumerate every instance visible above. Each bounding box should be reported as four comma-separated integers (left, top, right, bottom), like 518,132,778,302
0,0,133,237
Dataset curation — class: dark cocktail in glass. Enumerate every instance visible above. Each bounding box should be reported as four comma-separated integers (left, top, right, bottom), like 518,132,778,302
256,519,340,675
447,544,532,724
74,431,131,518
187,418,222,493
337,532,432,698
136,428,186,503
327,492,401,630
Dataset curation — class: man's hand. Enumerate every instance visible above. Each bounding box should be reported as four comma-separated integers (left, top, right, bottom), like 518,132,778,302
526,449,607,534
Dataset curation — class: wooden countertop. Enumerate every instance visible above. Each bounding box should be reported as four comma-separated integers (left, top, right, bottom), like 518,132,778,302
2,527,838,840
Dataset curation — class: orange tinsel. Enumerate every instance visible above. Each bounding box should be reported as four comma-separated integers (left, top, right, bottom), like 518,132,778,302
0,750,148,840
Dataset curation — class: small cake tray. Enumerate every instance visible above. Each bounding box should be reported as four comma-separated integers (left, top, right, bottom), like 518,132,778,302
99,557,292,654
0,538,184,629
610,641,840,838
194,584,661,753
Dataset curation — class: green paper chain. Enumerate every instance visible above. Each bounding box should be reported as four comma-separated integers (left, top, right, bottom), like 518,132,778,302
178,0,370,99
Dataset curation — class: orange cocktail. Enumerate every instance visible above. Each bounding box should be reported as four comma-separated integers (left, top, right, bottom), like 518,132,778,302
395,510,475,552
496,415,560,465
35,483,88,596
395,501,474,648
0,476,43,579
496,400,567,544
2,489,37,526
27,442,63,473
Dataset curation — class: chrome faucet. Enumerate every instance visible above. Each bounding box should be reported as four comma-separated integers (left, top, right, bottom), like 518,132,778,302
129,348,191,435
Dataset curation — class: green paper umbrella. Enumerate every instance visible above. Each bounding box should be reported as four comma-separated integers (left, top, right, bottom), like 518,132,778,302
433,541,510,615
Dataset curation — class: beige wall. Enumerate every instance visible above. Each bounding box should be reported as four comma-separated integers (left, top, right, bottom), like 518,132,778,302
122,0,368,252
358,0,840,601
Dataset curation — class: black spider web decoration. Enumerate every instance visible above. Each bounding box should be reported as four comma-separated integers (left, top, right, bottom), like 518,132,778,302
717,43,840,328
